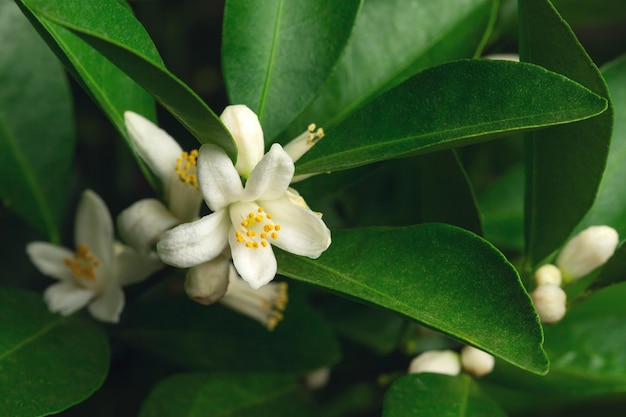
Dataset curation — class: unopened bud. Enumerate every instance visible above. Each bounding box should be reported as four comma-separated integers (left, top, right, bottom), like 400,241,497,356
534,264,562,287
303,367,330,390
184,257,230,305
408,350,461,376
220,105,264,178
531,284,566,324
556,225,619,282
117,199,181,254
460,346,495,377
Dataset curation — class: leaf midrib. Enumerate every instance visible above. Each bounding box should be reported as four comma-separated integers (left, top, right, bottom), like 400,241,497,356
257,0,284,123
0,315,67,362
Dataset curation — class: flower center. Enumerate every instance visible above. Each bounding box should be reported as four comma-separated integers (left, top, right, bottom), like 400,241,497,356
64,244,100,281
235,206,281,249
175,150,199,189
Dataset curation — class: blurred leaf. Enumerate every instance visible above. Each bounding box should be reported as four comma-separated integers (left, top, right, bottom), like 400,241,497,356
284,0,498,139
16,0,236,159
0,287,110,417
0,0,74,242
383,374,507,417
277,223,548,375
222,0,362,141
482,282,626,414
519,0,613,266
117,284,340,374
478,164,525,251
139,373,314,417
294,59,607,175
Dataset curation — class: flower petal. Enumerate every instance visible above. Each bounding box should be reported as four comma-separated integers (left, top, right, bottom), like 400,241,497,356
197,144,243,210
168,176,204,222
262,195,331,258
124,111,182,195
157,210,230,268
44,281,95,316
242,144,294,202
117,198,182,254
26,242,75,281
114,242,164,286
220,105,265,177
229,230,277,289
74,190,114,272
87,284,125,323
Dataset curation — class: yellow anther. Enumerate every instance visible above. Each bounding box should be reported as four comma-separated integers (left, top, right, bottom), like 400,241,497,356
246,242,254,248
256,215,263,222
275,225,281,231
260,233,268,239
261,241,268,247
248,212,255,218
175,150,199,189
271,232,278,240
241,220,249,227
266,214,273,220
253,242,259,248
264,225,273,232
247,230,256,237
63,243,99,281
258,207,264,213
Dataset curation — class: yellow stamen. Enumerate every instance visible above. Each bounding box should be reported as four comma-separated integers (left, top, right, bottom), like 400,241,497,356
234,206,280,250
175,150,199,189
63,244,99,281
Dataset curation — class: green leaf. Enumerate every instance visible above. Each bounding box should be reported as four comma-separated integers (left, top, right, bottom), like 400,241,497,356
0,287,110,417
222,0,362,141
295,59,607,175
0,0,74,242
283,0,498,140
16,0,236,159
519,0,613,266
277,223,548,375
383,374,507,417
139,373,314,417
588,243,626,292
117,283,340,374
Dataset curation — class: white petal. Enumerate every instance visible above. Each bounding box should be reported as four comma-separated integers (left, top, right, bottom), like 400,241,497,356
117,198,182,254
44,281,95,316
167,176,204,222
87,284,125,323
114,243,164,286
197,144,243,210
26,242,75,281
74,190,114,271
262,196,331,258
229,230,277,289
242,144,294,202
220,105,265,177
157,210,230,268
124,111,182,196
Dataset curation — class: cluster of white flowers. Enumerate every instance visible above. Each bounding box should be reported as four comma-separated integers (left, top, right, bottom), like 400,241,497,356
408,346,495,378
531,225,619,324
27,105,331,328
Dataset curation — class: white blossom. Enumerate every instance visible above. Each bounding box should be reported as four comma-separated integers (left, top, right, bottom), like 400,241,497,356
408,350,461,376
460,346,495,377
556,225,619,282
531,284,567,324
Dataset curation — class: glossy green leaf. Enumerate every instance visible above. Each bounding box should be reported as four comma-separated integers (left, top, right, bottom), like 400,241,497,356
117,283,339,374
588,243,626,292
295,59,607,175
519,0,613,266
482,282,626,414
0,287,110,417
222,0,361,141
0,0,73,242
283,0,497,140
276,223,548,374
16,0,235,159
140,373,314,417
383,374,506,417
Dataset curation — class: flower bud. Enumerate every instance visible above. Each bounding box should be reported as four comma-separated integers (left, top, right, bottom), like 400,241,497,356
556,225,619,281
531,284,566,324
117,199,181,254
534,264,562,287
408,350,461,376
220,105,264,178
303,367,330,390
184,257,230,305
460,346,495,377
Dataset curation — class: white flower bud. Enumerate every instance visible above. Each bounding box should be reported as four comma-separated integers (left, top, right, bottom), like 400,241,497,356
303,367,330,390
220,105,264,178
184,257,230,305
408,350,461,376
531,284,567,324
556,225,619,281
460,346,495,378
534,264,562,287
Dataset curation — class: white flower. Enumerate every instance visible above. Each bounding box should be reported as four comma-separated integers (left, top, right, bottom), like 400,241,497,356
117,111,204,253
556,225,619,282
534,264,562,287
460,346,495,377
219,262,289,330
408,350,461,376
531,284,567,324
157,141,331,288
220,105,265,178
26,190,162,323
184,256,231,305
